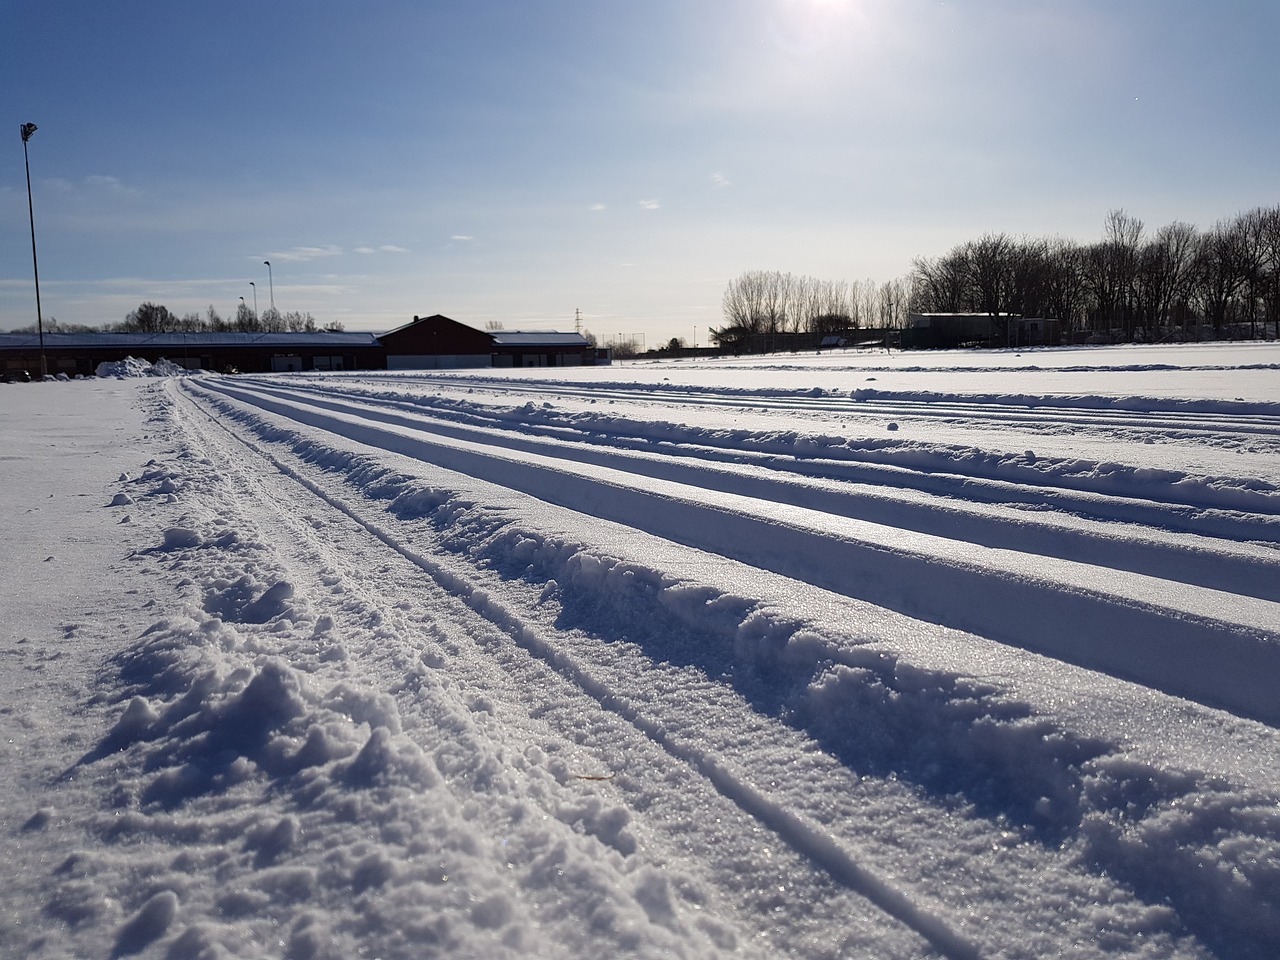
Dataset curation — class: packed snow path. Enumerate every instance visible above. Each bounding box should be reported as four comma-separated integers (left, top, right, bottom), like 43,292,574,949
189,374,1280,726
5,352,1280,960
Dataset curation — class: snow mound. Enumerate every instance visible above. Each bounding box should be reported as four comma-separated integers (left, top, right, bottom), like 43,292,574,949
96,356,194,378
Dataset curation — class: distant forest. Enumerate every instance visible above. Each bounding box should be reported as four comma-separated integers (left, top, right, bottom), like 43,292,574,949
12,301,342,335
716,206,1280,345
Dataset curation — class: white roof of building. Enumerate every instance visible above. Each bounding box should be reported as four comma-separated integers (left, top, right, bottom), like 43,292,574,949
490,331,591,348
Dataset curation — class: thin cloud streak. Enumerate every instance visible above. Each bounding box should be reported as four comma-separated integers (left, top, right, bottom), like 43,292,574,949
265,245,344,263
355,245,410,255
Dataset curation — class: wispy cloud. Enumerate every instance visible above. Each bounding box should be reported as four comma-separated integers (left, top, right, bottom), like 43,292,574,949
33,174,139,198
85,174,135,193
639,199,661,210
711,172,731,188
591,203,606,211
354,244,409,255
450,235,474,242
264,245,344,262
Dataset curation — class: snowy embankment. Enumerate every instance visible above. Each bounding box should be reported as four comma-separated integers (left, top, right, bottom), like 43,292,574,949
3,346,1280,960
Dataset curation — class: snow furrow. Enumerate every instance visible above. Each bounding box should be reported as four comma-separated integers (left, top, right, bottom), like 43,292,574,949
167,383,953,957
167,380,1235,958
172,375,1280,956
176,380,994,958
253,375,1280,523
189,379,1280,725
337,373,1280,439
230,377,1280,598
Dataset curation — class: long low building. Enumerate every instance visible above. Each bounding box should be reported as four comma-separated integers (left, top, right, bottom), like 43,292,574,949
0,315,608,379
0,330,387,378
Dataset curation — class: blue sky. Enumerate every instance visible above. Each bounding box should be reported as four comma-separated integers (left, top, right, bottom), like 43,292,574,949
3,0,1278,345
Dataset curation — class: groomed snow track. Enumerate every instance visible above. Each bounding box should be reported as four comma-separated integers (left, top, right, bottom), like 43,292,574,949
139,371,1280,960
189,376,1280,726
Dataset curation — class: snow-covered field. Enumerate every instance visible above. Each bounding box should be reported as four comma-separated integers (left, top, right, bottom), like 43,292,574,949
3,343,1279,959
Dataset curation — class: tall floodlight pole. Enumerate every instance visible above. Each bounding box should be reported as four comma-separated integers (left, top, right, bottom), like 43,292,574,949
263,260,274,313
250,282,258,319
20,123,47,379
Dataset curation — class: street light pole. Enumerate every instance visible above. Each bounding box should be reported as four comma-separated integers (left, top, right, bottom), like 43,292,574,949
20,123,47,379
263,260,274,313
250,282,258,319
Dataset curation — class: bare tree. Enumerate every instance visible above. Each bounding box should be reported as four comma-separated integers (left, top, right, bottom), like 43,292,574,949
761,271,792,333
911,248,973,313
1234,207,1272,338
234,301,257,332
206,304,229,332
722,271,770,334
791,275,821,334
283,311,318,332
1080,210,1144,339
119,302,178,333
1135,222,1198,336
812,279,851,333
1194,217,1254,337
1251,205,1280,339
1038,238,1087,334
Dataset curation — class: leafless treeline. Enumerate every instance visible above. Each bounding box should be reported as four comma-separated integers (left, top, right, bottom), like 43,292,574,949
913,207,1280,340
13,302,340,336
718,272,912,341
116,301,334,334
718,207,1280,344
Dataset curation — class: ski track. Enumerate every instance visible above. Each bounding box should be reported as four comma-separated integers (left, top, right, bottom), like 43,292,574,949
255,375,1280,536
345,373,1280,441
94,371,1277,959
190,376,1280,726
165,382,972,958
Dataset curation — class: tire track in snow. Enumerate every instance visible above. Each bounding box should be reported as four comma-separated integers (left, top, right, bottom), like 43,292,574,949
347,373,1280,440
265,376,1280,526
191,378,1280,726
235,377,1280,598
164,384,808,957
178,378,1280,958
172,381,990,959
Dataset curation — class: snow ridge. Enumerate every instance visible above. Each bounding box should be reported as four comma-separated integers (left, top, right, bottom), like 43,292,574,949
177,377,1280,957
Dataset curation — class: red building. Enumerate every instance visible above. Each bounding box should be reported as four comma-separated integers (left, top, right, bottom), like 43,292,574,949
380,314,604,368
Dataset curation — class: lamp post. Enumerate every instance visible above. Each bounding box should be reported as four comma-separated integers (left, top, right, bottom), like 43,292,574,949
20,122,47,379
250,282,258,319
263,260,274,313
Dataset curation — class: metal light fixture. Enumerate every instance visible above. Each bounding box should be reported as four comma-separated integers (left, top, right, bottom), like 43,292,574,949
20,122,47,379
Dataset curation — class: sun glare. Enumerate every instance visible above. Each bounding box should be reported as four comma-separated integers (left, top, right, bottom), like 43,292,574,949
769,0,877,58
